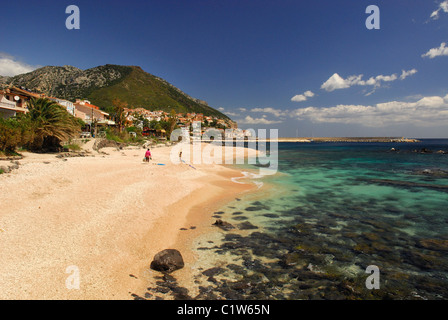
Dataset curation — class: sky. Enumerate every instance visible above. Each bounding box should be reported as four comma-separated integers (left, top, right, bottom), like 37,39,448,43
1,0,448,138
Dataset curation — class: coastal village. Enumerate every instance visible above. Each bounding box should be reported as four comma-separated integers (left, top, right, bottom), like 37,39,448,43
0,86,247,141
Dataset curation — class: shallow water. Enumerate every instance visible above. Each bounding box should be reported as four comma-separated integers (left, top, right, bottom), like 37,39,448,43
145,140,448,300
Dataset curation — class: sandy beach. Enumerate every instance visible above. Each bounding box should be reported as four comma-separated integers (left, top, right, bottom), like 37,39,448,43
0,141,257,300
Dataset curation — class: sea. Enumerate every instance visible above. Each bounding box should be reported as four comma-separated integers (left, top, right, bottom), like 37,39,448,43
152,139,448,300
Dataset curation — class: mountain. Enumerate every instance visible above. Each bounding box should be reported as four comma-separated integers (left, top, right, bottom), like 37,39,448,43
0,64,230,120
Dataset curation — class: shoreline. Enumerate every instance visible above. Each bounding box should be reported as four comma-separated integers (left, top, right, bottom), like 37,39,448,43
0,141,259,300
145,166,257,299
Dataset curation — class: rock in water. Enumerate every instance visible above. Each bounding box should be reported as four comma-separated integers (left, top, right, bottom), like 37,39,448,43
212,219,235,231
150,249,184,273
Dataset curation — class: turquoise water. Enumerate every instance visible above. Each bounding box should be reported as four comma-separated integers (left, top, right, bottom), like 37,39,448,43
184,140,448,300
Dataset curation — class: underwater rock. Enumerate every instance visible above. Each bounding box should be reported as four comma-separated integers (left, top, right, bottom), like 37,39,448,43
281,252,307,268
362,232,381,242
371,241,393,253
417,239,448,252
238,221,259,230
226,263,247,275
413,168,448,178
402,250,448,271
353,243,375,254
223,233,243,241
366,179,448,192
262,213,280,218
245,206,263,211
362,219,390,231
202,267,225,277
291,223,314,235
233,216,248,221
212,219,235,231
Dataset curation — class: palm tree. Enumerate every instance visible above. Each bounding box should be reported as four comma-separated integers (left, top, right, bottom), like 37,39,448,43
26,98,80,151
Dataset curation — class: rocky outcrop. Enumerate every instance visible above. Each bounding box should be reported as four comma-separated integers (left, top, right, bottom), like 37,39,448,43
150,249,185,273
1,65,129,101
93,138,125,151
0,160,20,174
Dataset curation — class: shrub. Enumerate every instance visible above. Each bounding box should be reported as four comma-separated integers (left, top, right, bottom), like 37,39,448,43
0,117,31,153
0,98,82,153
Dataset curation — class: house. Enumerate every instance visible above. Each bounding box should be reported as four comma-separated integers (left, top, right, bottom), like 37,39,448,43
0,87,43,118
0,92,24,118
73,99,115,126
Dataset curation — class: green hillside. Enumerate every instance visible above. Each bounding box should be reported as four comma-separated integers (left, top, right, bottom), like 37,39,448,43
87,66,229,119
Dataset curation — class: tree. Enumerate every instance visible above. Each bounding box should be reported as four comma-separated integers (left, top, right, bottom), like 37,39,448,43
142,117,150,129
168,109,178,137
112,98,128,132
149,119,158,129
26,98,80,151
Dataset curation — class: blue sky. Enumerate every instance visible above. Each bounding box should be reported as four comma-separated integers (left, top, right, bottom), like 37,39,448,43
1,0,448,137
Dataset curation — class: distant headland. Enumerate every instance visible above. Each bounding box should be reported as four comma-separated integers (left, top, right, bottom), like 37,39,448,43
257,137,420,143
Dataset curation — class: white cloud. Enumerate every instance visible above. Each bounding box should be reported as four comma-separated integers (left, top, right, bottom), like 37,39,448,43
293,93,448,127
422,42,448,59
430,1,448,20
216,107,239,117
250,107,286,118
321,70,416,94
321,73,350,91
400,69,418,80
291,90,315,102
0,53,39,77
237,115,282,125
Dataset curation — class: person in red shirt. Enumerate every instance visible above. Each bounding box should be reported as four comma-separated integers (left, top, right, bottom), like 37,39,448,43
144,149,152,162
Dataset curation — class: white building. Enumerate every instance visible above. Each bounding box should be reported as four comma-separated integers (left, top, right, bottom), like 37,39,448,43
49,97,75,116
0,94,22,118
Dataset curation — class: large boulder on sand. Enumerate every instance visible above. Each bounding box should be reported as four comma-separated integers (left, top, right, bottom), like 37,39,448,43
150,249,184,273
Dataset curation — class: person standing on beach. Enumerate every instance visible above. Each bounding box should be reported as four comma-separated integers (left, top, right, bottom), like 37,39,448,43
145,149,152,162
